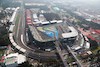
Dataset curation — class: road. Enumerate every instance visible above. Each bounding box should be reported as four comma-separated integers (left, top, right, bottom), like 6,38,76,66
54,41,69,67
66,45,83,67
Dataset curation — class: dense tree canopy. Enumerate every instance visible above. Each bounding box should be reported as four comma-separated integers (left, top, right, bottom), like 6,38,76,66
0,0,20,46
0,26,10,46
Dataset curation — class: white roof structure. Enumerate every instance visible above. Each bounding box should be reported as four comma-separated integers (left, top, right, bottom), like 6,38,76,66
62,26,78,38
86,19,91,21
6,7,11,10
57,20,63,23
50,20,57,23
33,14,38,19
4,53,26,67
45,49,51,51
12,8,16,11
9,11,16,22
9,7,19,23
17,54,26,64
9,33,13,38
5,53,18,58
34,19,39,22
41,21,50,25
9,25,15,32
35,21,41,23
74,46,81,50
15,45,21,50
85,42,90,49
20,48,26,53
12,42,17,46
10,38,14,43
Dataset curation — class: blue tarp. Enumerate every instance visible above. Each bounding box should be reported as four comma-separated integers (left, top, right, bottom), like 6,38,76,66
45,30,58,39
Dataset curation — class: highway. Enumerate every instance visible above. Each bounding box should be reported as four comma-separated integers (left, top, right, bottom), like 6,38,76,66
54,41,69,67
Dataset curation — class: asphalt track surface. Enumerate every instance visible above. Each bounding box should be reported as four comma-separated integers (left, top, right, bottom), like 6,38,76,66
14,1,58,61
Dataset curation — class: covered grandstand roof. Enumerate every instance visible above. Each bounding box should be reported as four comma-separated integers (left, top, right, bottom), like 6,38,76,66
41,21,50,25
9,7,19,23
62,26,78,38
9,25,15,32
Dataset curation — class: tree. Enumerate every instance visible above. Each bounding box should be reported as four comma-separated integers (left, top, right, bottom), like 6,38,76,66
89,38,98,50
0,26,10,46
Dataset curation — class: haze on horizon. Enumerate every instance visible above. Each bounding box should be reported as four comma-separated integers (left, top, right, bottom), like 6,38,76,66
62,0,100,10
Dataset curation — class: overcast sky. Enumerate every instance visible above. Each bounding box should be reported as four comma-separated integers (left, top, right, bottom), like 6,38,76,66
67,0,100,7
72,0,100,2
72,0,100,4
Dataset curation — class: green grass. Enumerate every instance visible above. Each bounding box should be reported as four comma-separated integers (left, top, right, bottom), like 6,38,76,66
91,46,100,54
77,55,81,60
0,50,4,58
67,57,75,63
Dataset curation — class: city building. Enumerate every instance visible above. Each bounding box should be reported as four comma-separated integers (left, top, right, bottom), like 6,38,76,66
3,53,26,67
78,28,100,46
